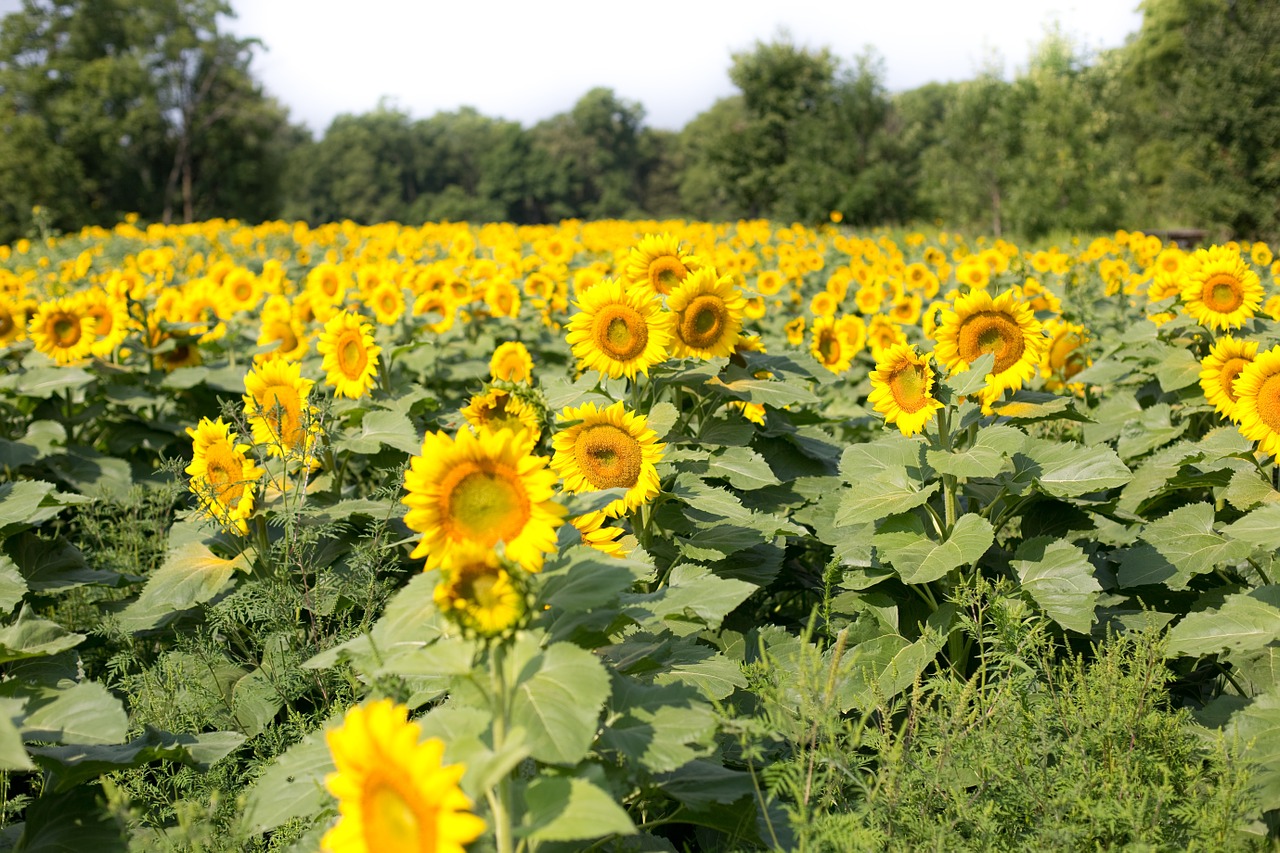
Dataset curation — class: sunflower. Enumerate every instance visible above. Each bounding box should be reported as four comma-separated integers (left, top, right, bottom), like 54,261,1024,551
256,315,308,363
489,341,533,383
322,699,485,853
551,401,663,518
1180,245,1264,331
0,295,23,346
243,358,321,464
317,311,381,400
80,289,131,358
460,388,542,438
369,282,406,326
564,277,670,380
1235,346,1280,458
932,288,1046,409
866,314,908,361
1201,336,1260,422
433,544,526,637
222,267,262,314
572,511,630,559
810,315,854,374
835,314,867,353
666,267,746,359
785,316,806,346
625,233,701,299
1041,319,1090,392
28,296,97,366
402,426,564,572
868,344,944,437
185,417,263,534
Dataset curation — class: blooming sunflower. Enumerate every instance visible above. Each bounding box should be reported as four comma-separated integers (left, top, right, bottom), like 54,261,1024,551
256,315,308,363
666,267,746,359
0,295,23,346
1040,319,1090,393
80,288,131,358
317,310,381,400
489,341,533,383
1180,245,1264,331
810,315,854,374
625,233,701,299
868,343,945,437
369,282,406,326
322,699,485,853
572,511,630,559
551,401,664,519
1203,336,1261,423
460,388,542,438
185,417,263,534
932,288,1046,409
1235,345,1280,458
785,316,806,347
433,544,526,637
243,358,321,464
402,426,565,572
564,277,670,380
28,296,97,366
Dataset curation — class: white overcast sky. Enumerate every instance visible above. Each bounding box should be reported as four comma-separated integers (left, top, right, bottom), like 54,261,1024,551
0,0,1145,134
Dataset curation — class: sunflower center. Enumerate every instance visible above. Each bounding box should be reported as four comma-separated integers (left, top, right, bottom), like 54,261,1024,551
0,312,12,337
593,305,649,362
259,384,303,448
445,466,530,545
363,781,432,852
50,314,80,346
87,306,112,336
233,281,253,302
889,363,930,413
1203,273,1243,312
816,331,842,365
1257,374,1280,432
1221,357,1249,403
650,256,687,294
574,424,643,490
338,332,367,378
679,295,727,350
957,311,1025,374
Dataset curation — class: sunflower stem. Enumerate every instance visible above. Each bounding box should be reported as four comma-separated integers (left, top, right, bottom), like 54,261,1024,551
488,641,516,853
936,405,959,533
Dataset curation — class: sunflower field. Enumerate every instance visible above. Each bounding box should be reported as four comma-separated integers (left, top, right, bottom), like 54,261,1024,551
1,217,1280,851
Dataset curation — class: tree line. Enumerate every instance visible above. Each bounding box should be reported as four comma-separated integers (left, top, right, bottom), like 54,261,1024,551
1,0,1277,245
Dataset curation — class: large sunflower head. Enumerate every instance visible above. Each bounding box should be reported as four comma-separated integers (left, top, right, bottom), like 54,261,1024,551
317,310,381,400
322,699,485,853
868,343,945,437
564,277,671,380
185,417,263,534
625,233,703,299
402,426,565,572
1180,245,1264,331
1200,335,1258,422
433,543,526,638
666,267,746,359
28,296,97,366
242,358,321,464
551,401,664,519
1234,345,1280,459
489,341,533,384
931,288,1046,409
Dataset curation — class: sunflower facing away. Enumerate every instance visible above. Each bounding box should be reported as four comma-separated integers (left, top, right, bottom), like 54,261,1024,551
931,288,1046,409
322,699,485,853
551,401,664,518
625,233,702,299
185,417,263,534
867,344,945,437
1180,245,1264,331
666,267,747,359
1041,319,1090,393
1200,335,1258,422
432,543,526,637
565,277,671,380
317,310,382,399
402,426,565,572
1233,345,1280,458
489,341,534,383
572,510,629,559
243,358,321,464
28,296,97,366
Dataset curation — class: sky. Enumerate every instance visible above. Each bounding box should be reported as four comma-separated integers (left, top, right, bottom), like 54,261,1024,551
0,0,1146,134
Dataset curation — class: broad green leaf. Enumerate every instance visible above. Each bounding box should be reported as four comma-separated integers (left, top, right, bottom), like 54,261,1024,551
29,728,244,792
1155,346,1202,392
335,409,421,455
0,606,84,663
117,539,251,631
1224,468,1280,511
0,555,28,612
509,637,611,765
1227,689,1280,812
940,352,995,398
1020,438,1131,498
926,425,1025,479
12,366,94,399
644,401,678,439
0,480,58,538
654,652,747,700
539,547,642,611
706,372,818,408
46,447,134,500
679,523,765,561
831,607,952,712
0,699,33,770
20,681,127,746
1223,504,1280,550
1013,538,1101,633
708,446,778,490
519,776,636,842
1142,502,1252,589
9,533,121,591
625,564,756,635
1166,587,1280,658
656,759,756,808
880,513,994,585
600,678,715,773
14,785,126,852
240,729,333,834
991,392,1089,423
1116,404,1186,461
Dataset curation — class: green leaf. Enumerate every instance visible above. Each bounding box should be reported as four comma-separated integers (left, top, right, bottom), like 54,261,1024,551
1142,502,1252,589
117,539,250,631
599,678,716,773
625,564,756,635
1155,346,1203,391
654,652,747,701
1224,468,1280,511
831,607,952,712
706,372,818,408
1166,587,1280,658
509,636,611,765
656,760,756,808
336,409,421,455
1020,438,1131,498
519,776,636,842
539,547,643,611
0,555,28,612
1013,538,1101,633
1116,404,1186,461
1227,689,1280,812
644,401,678,439
46,447,134,500
0,700,33,771
708,446,778,490
20,681,127,746
240,729,333,834
29,728,244,792
14,785,126,852
9,533,121,592
12,366,94,399
926,425,1025,479
940,352,995,398
0,480,59,538
0,606,84,663
990,391,1090,423
878,513,994,585
1222,504,1280,550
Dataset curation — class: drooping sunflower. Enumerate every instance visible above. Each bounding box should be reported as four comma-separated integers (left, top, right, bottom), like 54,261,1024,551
666,267,746,359
433,543,526,637
625,233,702,299
185,417,263,534
932,288,1046,409
564,277,671,380
1180,245,1264,331
1200,336,1258,422
317,310,381,400
322,699,485,853
1235,345,1280,458
810,315,854,374
572,510,629,559
243,358,321,464
868,343,945,437
489,341,533,383
28,296,97,366
1040,319,1090,393
460,388,542,438
551,401,664,519
402,426,565,573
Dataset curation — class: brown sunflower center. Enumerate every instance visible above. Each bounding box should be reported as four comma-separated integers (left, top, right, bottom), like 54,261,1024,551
445,465,530,544
1257,374,1280,432
816,331,842,365
573,424,642,490
889,363,930,414
956,311,1025,374
233,281,254,302
1202,273,1244,313
1220,357,1250,403
0,311,13,337
363,780,429,852
679,295,727,350
593,305,649,362
337,332,367,378
49,313,81,347
649,256,687,294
